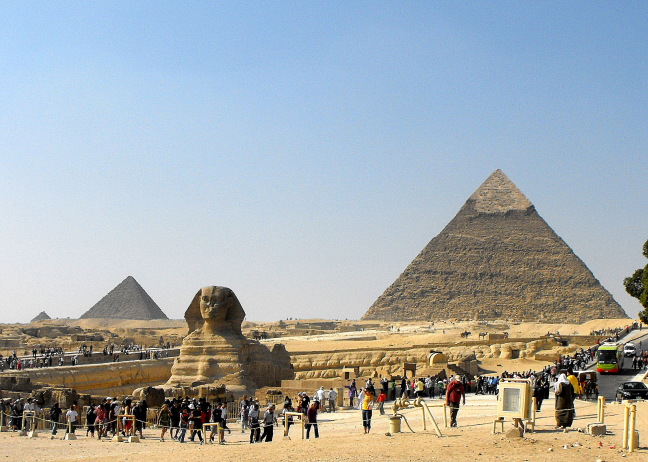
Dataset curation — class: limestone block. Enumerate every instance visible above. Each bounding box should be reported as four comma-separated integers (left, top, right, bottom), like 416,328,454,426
506,427,523,438
587,423,606,436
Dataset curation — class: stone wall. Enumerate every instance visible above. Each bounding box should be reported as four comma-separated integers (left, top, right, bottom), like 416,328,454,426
5,358,173,396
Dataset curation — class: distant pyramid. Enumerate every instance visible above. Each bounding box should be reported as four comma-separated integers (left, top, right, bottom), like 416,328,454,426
363,169,628,323
80,276,168,320
31,311,51,322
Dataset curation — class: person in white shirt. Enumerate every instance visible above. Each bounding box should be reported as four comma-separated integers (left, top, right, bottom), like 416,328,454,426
65,404,79,434
316,387,326,411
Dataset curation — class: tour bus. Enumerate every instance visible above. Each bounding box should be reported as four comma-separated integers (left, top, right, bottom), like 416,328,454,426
597,342,624,373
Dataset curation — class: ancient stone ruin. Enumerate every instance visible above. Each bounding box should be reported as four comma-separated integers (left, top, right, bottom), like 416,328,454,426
80,275,168,320
363,169,628,323
164,286,293,395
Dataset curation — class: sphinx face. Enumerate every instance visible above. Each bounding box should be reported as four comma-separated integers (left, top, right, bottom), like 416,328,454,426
199,287,233,322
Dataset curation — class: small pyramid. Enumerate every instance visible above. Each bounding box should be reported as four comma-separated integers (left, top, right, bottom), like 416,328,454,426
362,169,628,323
80,276,168,320
31,311,51,322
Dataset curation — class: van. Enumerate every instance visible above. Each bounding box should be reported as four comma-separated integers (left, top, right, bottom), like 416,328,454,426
624,343,636,357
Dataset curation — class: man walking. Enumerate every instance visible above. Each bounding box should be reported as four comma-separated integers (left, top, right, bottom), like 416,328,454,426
445,375,465,428
260,404,277,442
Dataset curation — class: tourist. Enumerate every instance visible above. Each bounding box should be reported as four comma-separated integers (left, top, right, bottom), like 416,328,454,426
65,402,79,435
10,399,22,431
95,400,107,439
425,376,434,398
416,377,425,398
248,403,261,443
365,378,375,395
377,390,387,415
133,401,147,439
306,402,319,439
170,400,180,439
400,377,407,398
567,370,581,400
328,387,337,412
356,387,365,410
219,403,232,438
280,401,295,431
446,375,465,428
240,396,250,432
533,377,549,411
158,402,171,442
259,404,277,442
554,373,575,430
361,390,374,434
189,408,204,444
345,379,357,407
23,398,38,432
316,386,326,410
299,392,310,415
380,376,389,396
177,406,190,443
85,404,96,437
49,402,62,438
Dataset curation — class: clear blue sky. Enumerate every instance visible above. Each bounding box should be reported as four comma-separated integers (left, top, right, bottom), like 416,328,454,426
1,2,646,323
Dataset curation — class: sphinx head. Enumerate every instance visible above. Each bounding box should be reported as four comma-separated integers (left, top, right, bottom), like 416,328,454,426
185,286,245,336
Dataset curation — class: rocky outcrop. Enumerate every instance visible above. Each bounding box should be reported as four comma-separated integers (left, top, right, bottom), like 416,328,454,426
363,170,627,323
165,286,293,395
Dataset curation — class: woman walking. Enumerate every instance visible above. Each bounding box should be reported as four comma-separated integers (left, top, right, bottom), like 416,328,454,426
157,402,172,442
554,373,575,430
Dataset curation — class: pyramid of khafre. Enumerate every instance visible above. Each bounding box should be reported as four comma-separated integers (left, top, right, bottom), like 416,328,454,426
80,276,168,320
363,169,628,324
31,311,51,322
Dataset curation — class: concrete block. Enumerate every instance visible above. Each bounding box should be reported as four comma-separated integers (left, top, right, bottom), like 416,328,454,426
588,423,606,436
112,435,123,442
64,433,76,440
28,431,38,438
127,436,140,443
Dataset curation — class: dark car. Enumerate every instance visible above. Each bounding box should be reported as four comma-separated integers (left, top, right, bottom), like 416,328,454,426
615,381,648,401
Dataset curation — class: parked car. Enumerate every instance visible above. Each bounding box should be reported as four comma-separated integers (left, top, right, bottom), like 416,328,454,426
624,343,637,357
615,381,648,401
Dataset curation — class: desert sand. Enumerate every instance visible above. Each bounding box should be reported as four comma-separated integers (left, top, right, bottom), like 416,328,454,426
2,395,646,461
2,317,645,460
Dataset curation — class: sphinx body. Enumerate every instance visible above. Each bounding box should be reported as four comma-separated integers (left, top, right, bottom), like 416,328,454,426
166,286,292,394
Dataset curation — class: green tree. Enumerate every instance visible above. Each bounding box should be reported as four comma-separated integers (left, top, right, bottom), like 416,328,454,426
624,240,648,323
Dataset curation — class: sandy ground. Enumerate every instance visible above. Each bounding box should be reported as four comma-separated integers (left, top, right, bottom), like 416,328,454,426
3,395,647,462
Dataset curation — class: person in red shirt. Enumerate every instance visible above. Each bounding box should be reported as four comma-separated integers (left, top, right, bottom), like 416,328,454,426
377,391,387,415
445,375,466,428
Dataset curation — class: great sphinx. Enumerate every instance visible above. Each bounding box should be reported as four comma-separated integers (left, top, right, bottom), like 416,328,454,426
165,286,293,394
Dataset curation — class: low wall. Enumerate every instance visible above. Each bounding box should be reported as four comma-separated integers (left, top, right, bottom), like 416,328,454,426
6,358,173,395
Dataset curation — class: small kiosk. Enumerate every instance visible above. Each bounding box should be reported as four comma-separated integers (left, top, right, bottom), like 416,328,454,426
493,378,535,434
